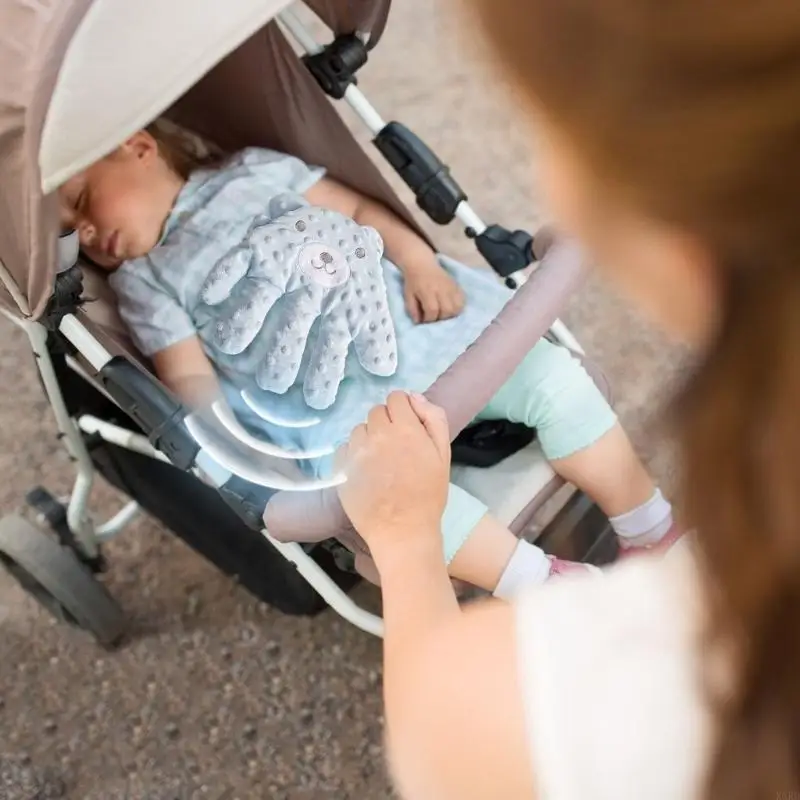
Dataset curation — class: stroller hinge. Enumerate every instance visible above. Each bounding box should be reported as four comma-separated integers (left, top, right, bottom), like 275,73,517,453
41,265,85,336
373,122,468,225
303,33,368,100
468,224,536,282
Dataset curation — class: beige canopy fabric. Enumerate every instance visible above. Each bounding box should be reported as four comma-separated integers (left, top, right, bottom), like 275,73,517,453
0,0,393,321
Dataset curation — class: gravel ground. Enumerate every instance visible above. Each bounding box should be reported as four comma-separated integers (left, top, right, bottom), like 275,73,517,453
0,1,688,797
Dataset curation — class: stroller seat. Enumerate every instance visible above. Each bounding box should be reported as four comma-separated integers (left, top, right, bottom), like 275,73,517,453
78,246,609,559
0,0,617,643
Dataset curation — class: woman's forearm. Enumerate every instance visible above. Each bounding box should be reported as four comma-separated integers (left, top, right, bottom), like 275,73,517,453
375,532,461,652
372,532,463,746
372,535,534,800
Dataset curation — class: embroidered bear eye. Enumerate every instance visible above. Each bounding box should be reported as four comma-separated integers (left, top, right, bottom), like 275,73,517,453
295,220,307,232
355,247,366,259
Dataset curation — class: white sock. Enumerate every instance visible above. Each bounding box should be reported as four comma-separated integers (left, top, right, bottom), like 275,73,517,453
493,540,551,600
610,488,673,546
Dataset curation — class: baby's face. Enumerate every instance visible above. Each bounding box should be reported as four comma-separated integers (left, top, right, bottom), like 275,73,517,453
58,130,184,269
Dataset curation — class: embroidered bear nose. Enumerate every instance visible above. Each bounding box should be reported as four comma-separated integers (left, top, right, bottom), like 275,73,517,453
320,251,334,264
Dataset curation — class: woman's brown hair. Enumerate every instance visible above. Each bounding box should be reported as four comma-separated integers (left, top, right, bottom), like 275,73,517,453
474,0,800,796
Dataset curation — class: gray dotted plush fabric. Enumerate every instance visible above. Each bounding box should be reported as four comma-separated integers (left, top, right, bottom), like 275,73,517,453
198,206,398,410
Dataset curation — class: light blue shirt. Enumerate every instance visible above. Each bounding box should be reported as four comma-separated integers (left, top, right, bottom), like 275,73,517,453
110,148,513,477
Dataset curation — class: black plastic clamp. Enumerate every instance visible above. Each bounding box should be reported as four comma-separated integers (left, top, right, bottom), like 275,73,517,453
467,224,536,281
304,34,369,100
303,39,538,282
97,357,200,471
374,122,467,225
39,266,85,338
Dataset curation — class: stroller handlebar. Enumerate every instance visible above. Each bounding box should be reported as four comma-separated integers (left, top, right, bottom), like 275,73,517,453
263,234,585,545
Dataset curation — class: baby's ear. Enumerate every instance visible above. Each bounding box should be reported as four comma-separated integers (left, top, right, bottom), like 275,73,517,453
120,129,157,162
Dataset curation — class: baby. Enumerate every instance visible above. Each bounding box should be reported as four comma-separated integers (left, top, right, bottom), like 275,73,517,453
58,123,681,597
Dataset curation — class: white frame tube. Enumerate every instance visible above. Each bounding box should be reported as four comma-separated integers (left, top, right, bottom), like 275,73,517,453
77,414,171,462
13,317,100,557
95,501,141,542
266,536,384,637
59,314,114,370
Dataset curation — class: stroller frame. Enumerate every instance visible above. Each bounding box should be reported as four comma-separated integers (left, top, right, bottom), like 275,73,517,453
0,5,606,648
6,303,387,638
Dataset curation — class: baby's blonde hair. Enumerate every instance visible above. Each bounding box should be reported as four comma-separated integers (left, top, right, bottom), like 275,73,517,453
145,118,224,180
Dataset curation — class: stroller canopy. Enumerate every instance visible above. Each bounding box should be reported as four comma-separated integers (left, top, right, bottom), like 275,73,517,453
0,0,391,320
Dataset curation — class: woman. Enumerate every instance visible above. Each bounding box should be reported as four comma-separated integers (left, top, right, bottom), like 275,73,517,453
337,0,800,798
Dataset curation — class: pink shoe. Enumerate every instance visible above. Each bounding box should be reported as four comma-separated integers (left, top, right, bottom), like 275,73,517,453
546,556,602,580
617,524,686,561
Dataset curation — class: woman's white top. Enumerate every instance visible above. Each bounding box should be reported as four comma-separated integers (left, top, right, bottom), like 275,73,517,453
516,542,717,799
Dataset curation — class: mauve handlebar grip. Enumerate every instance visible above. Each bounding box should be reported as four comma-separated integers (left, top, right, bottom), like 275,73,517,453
263,235,585,543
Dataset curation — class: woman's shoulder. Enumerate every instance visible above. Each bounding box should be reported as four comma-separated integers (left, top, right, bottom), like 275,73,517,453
515,542,715,799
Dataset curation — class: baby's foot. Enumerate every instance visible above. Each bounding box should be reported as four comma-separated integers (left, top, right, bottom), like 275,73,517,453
616,523,685,561
546,556,602,580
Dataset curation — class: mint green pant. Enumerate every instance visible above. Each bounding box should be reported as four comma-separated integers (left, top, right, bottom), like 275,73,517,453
442,338,618,562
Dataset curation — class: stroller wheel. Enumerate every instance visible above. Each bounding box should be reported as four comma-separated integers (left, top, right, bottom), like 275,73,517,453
0,515,127,648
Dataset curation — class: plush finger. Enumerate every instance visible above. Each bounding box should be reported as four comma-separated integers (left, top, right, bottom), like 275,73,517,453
200,246,254,306
302,312,351,410
208,275,286,355
255,286,325,393
350,292,398,378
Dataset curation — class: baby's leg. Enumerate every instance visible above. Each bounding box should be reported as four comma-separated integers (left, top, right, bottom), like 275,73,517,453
479,339,674,546
441,482,591,596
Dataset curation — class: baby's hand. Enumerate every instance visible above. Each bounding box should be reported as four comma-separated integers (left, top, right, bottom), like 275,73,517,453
403,260,465,324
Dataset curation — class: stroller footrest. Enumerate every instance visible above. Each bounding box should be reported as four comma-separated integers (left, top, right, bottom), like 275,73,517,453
98,357,199,470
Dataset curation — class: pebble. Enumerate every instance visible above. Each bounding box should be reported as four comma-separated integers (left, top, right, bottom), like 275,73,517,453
299,708,314,726
265,640,281,657
164,722,180,740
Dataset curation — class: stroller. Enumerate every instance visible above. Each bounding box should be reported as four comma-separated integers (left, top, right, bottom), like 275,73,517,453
0,0,617,647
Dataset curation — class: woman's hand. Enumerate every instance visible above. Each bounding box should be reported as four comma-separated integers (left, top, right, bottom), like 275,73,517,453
403,260,466,324
337,392,452,556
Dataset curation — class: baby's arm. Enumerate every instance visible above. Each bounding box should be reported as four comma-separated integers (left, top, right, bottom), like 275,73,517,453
152,336,222,410
305,178,465,323
305,177,435,275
